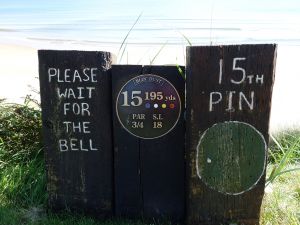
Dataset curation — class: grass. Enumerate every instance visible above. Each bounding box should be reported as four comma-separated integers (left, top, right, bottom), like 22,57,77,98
267,131,300,186
0,99,299,224
261,164,300,225
0,206,152,225
0,98,45,208
118,13,142,64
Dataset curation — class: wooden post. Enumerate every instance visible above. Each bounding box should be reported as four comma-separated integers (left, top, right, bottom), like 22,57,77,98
38,50,114,217
112,65,185,222
186,44,277,225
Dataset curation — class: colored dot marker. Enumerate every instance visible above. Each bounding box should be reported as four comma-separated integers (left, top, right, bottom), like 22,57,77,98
145,103,151,109
154,103,158,108
162,103,167,109
170,103,175,109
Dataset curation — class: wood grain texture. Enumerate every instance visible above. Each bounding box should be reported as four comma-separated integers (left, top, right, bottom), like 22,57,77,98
197,121,266,195
38,50,114,217
112,65,185,222
112,65,144,217
186,44,277,225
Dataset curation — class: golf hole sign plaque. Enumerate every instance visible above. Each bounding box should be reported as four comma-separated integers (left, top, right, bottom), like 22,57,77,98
112,65,185,221
116,74,181,139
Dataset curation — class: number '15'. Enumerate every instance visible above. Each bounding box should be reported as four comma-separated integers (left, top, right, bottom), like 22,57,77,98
121,91,143,107
219,57,247,84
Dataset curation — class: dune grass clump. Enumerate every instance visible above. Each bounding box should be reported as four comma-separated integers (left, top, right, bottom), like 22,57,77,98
0,98,46,207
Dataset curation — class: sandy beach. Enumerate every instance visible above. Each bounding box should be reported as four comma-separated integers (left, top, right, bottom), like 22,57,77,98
0,44,39,103
0,43,299,132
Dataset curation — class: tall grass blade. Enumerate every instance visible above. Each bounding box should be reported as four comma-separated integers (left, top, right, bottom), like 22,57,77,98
271,134,285,156
137,48,151,65
150,42,167,65
176,64,185,79
266,135,300,185
178,31,192,46
118,42,128,64
117,12,142,59
273,167,300,177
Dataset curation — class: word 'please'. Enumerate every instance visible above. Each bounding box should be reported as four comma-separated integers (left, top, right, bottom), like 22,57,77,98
48,68,98,83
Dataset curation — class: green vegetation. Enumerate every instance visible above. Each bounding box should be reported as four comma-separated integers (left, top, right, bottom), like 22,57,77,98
267,131,300,186
0,99,299,224
0,98,45,208
118,12,142,64
261,164,300,225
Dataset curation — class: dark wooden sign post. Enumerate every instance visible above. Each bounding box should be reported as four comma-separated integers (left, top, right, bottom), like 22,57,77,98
38,50,114,217
112,65,185,222
186,44,277,225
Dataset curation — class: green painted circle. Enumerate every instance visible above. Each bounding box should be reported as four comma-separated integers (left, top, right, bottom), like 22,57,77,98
196,121,266,195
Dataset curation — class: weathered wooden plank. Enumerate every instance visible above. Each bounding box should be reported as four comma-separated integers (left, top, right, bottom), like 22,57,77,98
38,50,114,217
112,65,185,222
112,65,143,217
186,44,277,225
141,65,185,222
